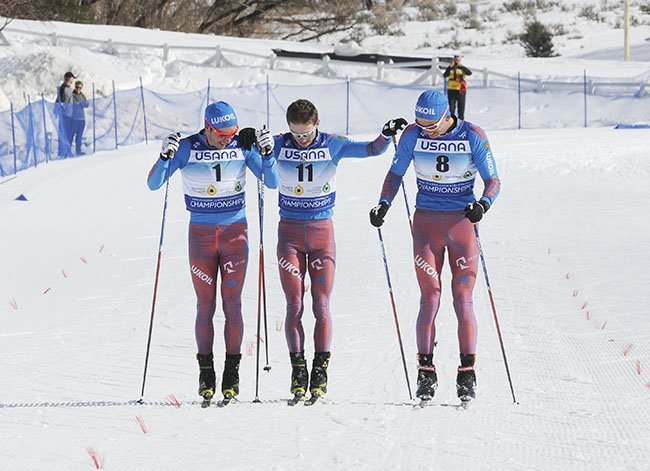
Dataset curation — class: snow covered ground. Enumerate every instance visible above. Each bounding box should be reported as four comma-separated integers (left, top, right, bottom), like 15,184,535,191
1,126,649,470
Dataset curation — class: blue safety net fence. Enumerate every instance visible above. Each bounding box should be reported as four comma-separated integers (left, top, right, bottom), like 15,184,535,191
1,79,648,177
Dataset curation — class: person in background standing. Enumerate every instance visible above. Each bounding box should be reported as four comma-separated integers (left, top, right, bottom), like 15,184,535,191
443,55,472,120
71,80,89,156
55,71,76,157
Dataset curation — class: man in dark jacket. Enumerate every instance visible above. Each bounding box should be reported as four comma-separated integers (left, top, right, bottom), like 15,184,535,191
55,71,76,157
443,56,472,120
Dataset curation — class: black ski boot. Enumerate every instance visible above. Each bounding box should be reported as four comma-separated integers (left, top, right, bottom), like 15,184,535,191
456,353,477,402
290,351,309,395
197,353,216,400
287,351,309,405
221,353,241,399
306,351,330,404
416,353,438,401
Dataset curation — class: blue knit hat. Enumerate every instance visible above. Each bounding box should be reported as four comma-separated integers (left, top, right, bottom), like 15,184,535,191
415,91,449,120
204,101,237,130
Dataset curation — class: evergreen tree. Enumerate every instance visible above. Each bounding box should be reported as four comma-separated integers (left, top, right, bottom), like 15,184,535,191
520,20,556,57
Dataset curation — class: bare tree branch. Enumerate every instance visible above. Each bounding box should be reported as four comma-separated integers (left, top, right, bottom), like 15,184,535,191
3,0,402,45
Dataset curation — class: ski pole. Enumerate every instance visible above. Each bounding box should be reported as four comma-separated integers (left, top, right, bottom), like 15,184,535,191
377,227,413,400
253,176,264,403
392,136,413,234
254,148,272,403
138,155,173,403
473,224,518,404
259,178,271,373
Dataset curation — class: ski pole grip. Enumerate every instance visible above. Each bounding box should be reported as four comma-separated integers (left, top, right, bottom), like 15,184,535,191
257,125,273,156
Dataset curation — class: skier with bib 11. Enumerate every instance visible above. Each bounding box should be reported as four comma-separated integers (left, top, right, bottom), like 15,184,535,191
369,90,501,403
269,98,407,404
147,101,278,406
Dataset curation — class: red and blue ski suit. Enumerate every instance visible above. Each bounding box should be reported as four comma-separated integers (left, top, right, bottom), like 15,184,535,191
147,131,278,355
271,131,391,353
379,118,500,355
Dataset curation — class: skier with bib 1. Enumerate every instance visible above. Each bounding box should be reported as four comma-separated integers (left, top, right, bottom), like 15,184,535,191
270,98,407,405
369,90,501,404
147,101,279,406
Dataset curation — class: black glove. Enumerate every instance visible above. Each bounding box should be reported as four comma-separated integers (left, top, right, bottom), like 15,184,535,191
369,202,389,227
238,127,257,151
463,200,490,223
381,118,408,137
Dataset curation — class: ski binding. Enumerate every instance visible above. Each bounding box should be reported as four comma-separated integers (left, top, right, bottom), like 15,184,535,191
287,392,305,406
304,392,322,406
200,392,213,408
217,392,235,408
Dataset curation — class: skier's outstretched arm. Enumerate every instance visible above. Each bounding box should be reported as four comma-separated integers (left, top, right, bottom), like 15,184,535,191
369,125,417,227
380,124,417,204
330,118,407,162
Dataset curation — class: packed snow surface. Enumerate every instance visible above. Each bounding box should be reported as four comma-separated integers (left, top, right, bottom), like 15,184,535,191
1,126,649,470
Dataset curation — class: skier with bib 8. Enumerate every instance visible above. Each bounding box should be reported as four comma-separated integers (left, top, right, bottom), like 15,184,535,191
147,101,278,407
369,91,501,404
268,98,407,405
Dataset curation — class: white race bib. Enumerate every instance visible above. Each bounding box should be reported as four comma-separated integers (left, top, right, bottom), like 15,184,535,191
182,148,247,213
277,147,337,212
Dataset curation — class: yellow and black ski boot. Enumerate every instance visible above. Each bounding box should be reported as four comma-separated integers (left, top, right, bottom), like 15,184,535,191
287,351,308,406
197,353,216,407
306,351,330,405
218,353,241,407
